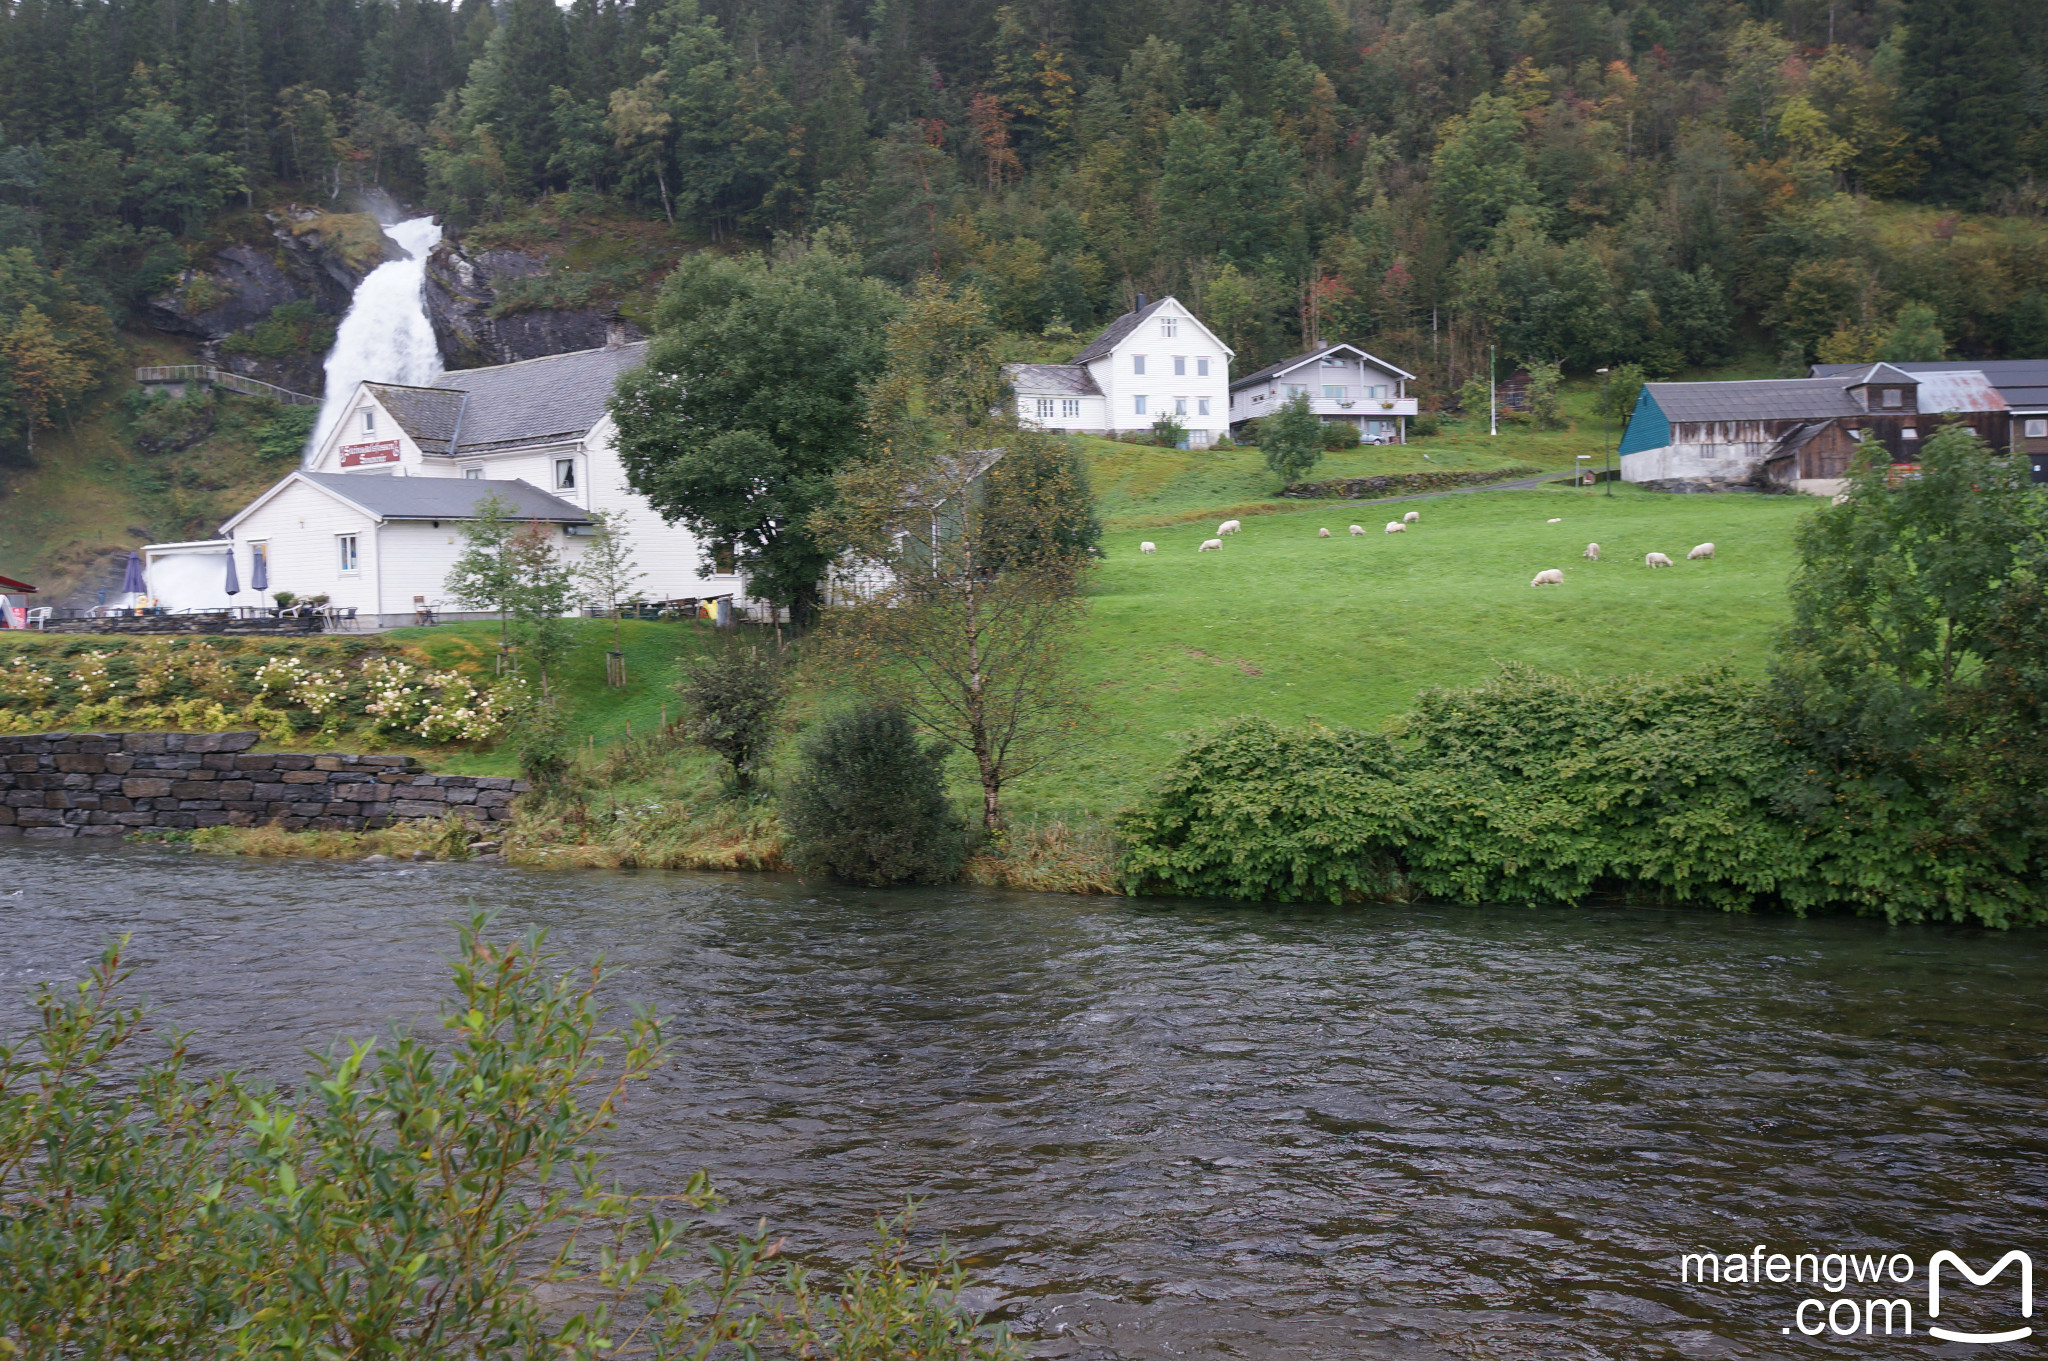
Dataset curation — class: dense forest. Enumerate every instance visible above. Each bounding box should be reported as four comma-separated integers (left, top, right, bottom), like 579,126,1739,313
3,0,2048,456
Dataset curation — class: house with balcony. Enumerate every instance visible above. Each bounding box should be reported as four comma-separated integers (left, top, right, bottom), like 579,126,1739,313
142,334,744,625
1005,294,1234,447
1228,343,1418,442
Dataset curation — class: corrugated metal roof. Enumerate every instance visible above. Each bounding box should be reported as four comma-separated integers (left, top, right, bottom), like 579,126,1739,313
1072,298,1169,365
1813,359,2048,411
1229,342,1417,391
1643,379,1861,422
300,473,591,522
1005,363,1102,396
1910,370,2008,412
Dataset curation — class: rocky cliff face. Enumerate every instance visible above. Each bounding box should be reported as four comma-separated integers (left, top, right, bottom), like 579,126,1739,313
143,208,402,395
424,240,644,370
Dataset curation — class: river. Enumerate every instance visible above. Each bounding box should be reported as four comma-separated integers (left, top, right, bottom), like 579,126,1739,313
4,840,2045,1358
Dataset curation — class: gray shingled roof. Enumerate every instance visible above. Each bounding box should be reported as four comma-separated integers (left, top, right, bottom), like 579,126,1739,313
365,342,652,458
1005,362,1102,396
1645,379,1863,423
1072,298,1168,366
1812,359,2048,411
364,383,466,455
1228,342,1418,392
300,473,591,523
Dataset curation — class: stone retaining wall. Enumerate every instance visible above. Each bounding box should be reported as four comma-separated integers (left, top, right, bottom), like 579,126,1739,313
0,732,527,840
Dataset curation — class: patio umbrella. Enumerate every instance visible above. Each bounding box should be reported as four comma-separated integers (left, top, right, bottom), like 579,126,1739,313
222,548,241,597
249,545,268,593
121,552,145,595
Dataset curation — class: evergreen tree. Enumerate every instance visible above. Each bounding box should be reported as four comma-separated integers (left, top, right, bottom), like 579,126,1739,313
782,703,967,886
1900,0,2024,203
1259,392,1322,484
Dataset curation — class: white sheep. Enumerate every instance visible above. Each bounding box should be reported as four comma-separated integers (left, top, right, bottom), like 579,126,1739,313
1217,519,1242,536
1583,542,1600,560
1140,541,1157,554
1318,527,1331,538
1531,569,1564,587
1688,542,1715,560
1385,521,1406,534
1645,551,1674,568
1349,524,1365,536
1198,538,1223,552
1547,517,1563,524
1403,510,1420,524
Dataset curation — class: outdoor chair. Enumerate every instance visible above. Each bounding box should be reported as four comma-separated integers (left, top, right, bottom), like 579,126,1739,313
25,607,51,629
412,596,437,626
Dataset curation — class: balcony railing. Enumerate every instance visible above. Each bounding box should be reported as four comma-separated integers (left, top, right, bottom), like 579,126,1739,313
1310,396,1417,418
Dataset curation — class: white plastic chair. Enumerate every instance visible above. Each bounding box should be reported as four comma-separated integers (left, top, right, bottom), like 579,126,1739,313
25,607,52,629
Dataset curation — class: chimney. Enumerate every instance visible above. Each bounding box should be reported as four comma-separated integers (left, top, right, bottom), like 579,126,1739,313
603,309,628,349
1133,292,1148,312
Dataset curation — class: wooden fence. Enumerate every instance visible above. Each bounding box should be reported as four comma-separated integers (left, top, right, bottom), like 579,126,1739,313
135,365,319,407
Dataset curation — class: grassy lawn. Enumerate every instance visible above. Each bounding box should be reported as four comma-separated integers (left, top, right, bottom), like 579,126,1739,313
1013,478,1819,818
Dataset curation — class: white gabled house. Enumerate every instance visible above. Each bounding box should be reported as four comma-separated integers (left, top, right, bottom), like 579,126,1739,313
1228,343,1418,443
1005,295,1234,447
150,335,745,626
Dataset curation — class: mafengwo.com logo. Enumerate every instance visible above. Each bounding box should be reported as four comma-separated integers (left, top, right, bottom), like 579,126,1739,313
1679,1246,2033,1343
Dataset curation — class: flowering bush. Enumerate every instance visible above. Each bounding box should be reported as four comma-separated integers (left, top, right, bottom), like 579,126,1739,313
2,654,57,707
66,650,113,700
412,671,512,743
252,656,305,693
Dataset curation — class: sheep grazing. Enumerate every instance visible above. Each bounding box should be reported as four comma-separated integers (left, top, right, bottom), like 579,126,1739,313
1547,517,1563,524
1531,569,1564,587
1645,551,1674,568
1583,542,1600,560
1318,527,1331,538
1385,521,1406,534
1217,519,1242,536
1349,524,1365,536
1198,538,1223,552
1688,542,1715,560
1140,541,1157,554
1403,510,1420,524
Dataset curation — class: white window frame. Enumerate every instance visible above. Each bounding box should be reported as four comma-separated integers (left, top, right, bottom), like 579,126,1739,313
337,534,360,575
1284,383,1309,397
1035,397,1056,420
1197,358,1209,377
1175,397,1188,415
1134,395,1147,416
1324,385,1348,399
1132,354,1146,375
1173,356,1186,376
1061,398,1081,419
2027,418,2047,439
463,466,483,479
1161,316,1178,338
1197,397,1210,416
1882,389,1902,408
554,457,576,490
361,408,376,432
1903,427,1919,440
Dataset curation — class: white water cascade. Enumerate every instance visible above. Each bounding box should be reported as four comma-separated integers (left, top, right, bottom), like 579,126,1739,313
306,215,445,462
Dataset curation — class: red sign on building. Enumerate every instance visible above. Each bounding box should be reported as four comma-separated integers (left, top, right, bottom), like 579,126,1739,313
339,440,402,468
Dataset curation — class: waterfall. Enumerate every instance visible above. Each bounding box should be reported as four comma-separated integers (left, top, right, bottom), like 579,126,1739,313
306,215,445,462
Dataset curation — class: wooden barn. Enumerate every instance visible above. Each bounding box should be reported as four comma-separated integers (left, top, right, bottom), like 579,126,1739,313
1618,364,2011,494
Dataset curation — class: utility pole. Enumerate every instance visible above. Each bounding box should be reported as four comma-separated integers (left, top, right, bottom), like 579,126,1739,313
1489,345,1497,437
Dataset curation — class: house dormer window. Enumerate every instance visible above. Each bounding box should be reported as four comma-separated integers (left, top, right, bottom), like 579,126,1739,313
1161,316,1177,338
1882,389,1902,407
362,409,376,432
1133,355,1146,375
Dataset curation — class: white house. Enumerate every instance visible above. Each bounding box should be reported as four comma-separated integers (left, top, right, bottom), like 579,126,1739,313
154,335,742,626
1005,295,1234,447
1228,343,1418,442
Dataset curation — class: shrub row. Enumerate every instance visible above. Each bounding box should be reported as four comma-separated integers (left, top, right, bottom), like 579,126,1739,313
1114,665,2048,927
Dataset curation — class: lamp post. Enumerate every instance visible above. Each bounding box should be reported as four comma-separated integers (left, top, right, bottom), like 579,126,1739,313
1595,367,1614,498
1489,345,1497,438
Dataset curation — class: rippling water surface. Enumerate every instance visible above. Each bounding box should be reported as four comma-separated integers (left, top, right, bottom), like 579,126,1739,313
4,841,2046,1358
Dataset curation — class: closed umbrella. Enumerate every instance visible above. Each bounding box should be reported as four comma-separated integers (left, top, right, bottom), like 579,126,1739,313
121,552,146,595
223,548,240,597
249,545,268,593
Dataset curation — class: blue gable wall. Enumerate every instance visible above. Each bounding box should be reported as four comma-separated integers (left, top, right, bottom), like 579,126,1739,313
1617,389,1671,456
